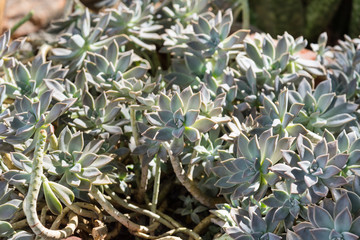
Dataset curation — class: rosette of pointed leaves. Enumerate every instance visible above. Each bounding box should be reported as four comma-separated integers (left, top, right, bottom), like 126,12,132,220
141,87,216,155
262,181,309,228
323,130,360,177
236,32,325,90
198,84,229,123
44,69,88,103
188,130,223,175
51,9,128,74
2,55,67,99
106,0,162,51
163,10,248,88
44,127,113,191
6,151,75,216
0,31,24,68
323,34,360,99
161,0,208,24
289,79,357,134
0,181,22,223
213,205,281,240
69,92,122,138
272,135,348,203
222,114,258,140
85,40,149,91
212,129,294,200
4,91,75,151
167,9,248,57
255,89,307,137
293,193,360,239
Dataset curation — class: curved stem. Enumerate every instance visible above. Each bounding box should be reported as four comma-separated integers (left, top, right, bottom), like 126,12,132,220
23,130,78,239
163,143,220,208
104,185,174,229
193,214,215,234
90,185,149,233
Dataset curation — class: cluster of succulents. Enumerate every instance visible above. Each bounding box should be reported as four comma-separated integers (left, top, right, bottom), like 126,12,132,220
1,1,360,240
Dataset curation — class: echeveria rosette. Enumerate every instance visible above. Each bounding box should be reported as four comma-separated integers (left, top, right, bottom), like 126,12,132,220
160,0,208,24
272,135,348,203
6,149,75,217
85,40,150,92
212,129,294,201
320,33,360,100
213,205,281,240
325,130,360,178
163,9,248,88
51,9,129,75
0,30,24,68
45,69,88,103
262,181,310,229
44,127,113,191
236,32,325,90
106,0,163,51
293,193,360,240
142,87,216,155
4,91,76,152
3,55,68,99
0,181,22,223
289,79,358,134
69,92,123,138
255,89,307,138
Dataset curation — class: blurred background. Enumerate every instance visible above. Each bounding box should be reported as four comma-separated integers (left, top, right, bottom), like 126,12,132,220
1,0,359,44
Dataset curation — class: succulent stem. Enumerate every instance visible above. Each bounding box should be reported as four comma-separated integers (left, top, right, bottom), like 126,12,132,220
163,143,219,208
23,129,78,239
90,185,150,233
151,155,161,218
103,185,175,229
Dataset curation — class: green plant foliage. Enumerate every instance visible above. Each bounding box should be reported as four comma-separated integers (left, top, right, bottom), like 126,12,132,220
0,1,360,240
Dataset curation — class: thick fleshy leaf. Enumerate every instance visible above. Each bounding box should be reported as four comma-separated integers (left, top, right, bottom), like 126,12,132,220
312,206,334,228
0,199,22,220
49,181,75,205
68,132,84,153
192,118,215,132
184,127,200,142
43,180,62,215
334,208,352,233
0,221,14,237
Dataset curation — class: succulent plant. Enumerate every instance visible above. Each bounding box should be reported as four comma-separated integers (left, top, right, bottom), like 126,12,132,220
293,192,360,239
255,89,307,137
212,129,294,200
213,204,281,240
262,181,309,228
272,135,348,203
69,92,123,138
85,40,150,91
51,9,128,74
320,34,360,100
160,0,209,24
289,79,358,134
142,87,216,155
163,9,248,88
44,127,113,192
3,91,75,152
236,32,325,89
0,31,24,69
2,55,67,99
106,0,162,51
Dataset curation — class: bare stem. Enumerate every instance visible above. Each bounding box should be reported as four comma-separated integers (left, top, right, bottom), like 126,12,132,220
23,130,78,239
151,155,161,217
90,185,149,233
103,185,174,229
163,143,220,208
